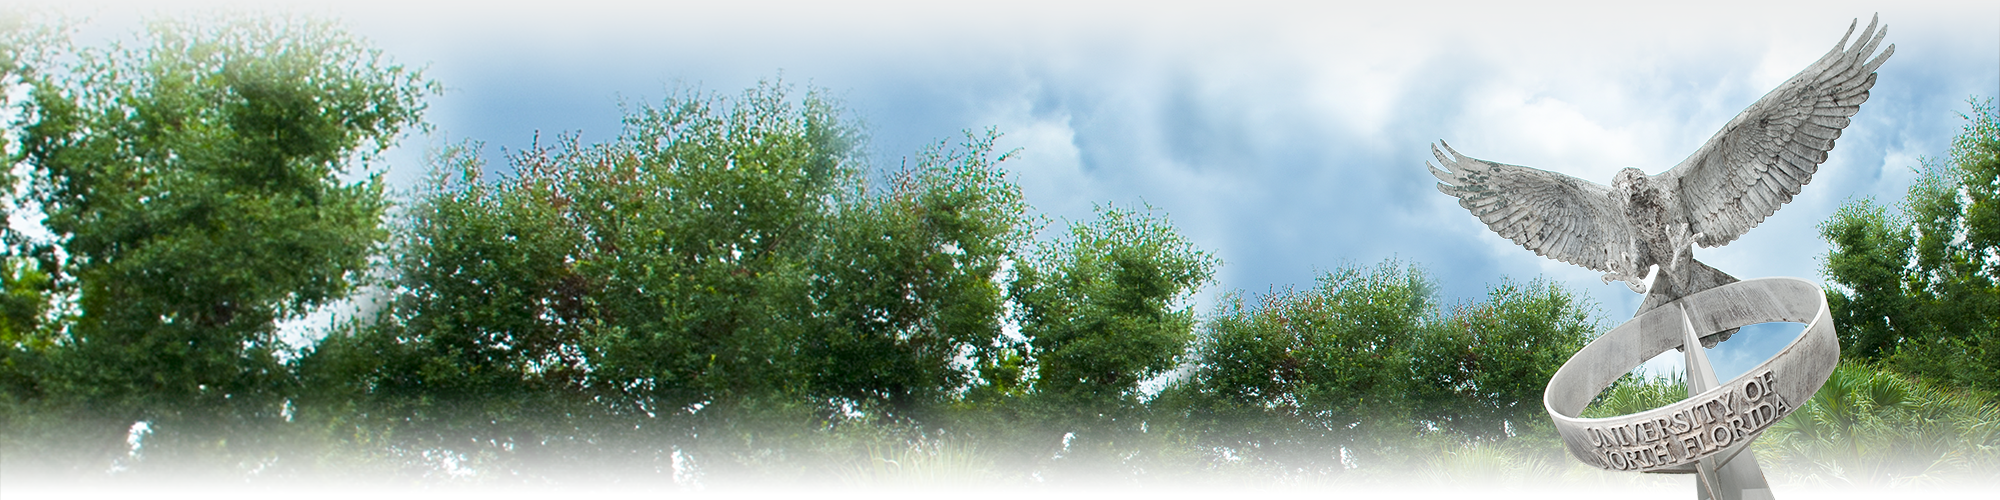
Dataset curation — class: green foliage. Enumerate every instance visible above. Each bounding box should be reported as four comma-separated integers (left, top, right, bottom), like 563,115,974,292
1166,262,1431,475
1013,205,1217,409
1165,262,1602,476
1821,201,1913,359
1820,98,2000,393
1,15,432,476
1011,206,1215,417
0,11,66,396
1761,359,2000,485
301,82,1041,480
801,130,1030,416
0,258,49,345
990,204,1216,478
296,140,608,478
1579,373,1686,419
1411,278,1598,439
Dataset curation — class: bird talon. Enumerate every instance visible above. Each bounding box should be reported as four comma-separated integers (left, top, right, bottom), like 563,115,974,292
1601,272,1649,294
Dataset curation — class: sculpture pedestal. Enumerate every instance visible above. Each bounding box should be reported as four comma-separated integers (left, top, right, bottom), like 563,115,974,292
1543,278,1839,499
1698,450,1773,500
1671,297,1773,500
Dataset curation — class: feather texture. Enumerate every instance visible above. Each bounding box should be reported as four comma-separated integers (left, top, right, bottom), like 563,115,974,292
1428,15,1892,306
1430,142,1634,275
1660,15,1893,247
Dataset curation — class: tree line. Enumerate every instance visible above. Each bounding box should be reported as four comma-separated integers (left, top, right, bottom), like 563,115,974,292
1,15,1992,487
1820,97,2000,394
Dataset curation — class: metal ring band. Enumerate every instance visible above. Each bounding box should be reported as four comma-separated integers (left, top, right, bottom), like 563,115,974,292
1543,277,1838,473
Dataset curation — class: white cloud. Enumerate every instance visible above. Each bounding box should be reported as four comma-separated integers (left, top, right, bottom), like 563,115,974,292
982,95,1099,226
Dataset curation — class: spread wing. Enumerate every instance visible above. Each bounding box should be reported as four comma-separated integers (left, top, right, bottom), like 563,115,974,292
1660,15,1894,247
1429,142,1633,274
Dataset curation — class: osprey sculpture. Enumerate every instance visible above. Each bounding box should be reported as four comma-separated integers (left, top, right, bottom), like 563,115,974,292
1430,16,1892,348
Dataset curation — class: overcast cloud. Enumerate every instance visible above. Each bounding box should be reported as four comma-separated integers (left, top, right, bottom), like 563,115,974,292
34,1,2000,335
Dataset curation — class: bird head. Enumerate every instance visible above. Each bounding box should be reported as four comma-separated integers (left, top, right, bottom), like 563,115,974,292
1612,168,1648,192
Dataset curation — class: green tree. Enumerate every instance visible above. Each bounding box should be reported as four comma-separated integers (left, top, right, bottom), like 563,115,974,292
1170,261,1432,473
0,18,58,458
1165,262,1602,475
1820,98,2000,393
1008,204,1216,474
0,9,65,379
304,83,1035,480
296,140,605,478
1014,206,1216,407
305,83,862,478
801,130,1029,418
1410,278,1597,440
2,16,431,473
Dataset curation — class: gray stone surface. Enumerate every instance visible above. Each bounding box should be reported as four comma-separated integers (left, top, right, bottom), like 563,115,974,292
1543,278,1837,476
1679,302,1773,500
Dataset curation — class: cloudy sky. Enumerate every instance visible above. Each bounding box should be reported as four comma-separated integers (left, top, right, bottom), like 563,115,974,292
32,1,2000,373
